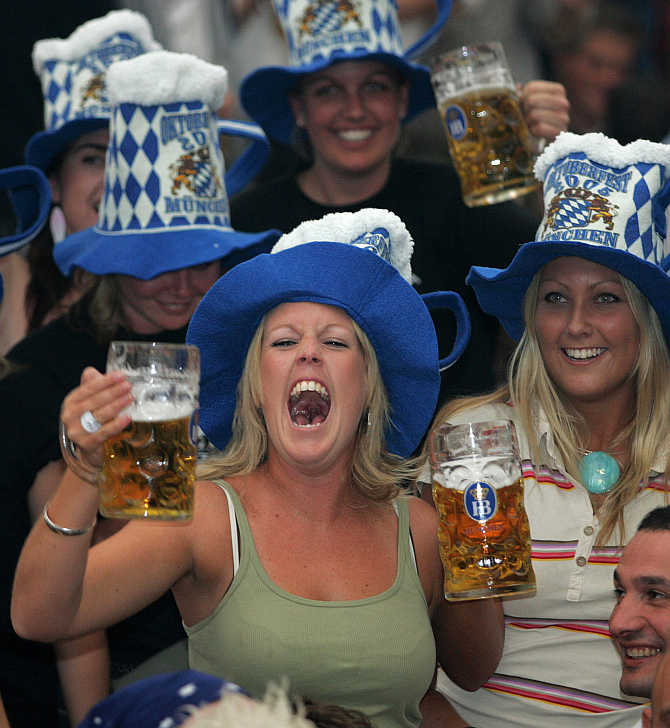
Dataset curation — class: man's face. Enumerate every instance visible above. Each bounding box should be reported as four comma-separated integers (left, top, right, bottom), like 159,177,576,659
610,530,670,698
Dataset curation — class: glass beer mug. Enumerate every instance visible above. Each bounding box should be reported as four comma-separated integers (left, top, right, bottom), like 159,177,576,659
429,42,539,207
61,341,200,521
430,419,536,600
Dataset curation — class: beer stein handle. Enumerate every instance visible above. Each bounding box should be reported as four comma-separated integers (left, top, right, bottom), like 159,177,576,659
59,422,100,486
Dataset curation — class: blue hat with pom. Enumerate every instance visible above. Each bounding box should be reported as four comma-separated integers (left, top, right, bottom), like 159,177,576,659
187,208,469,456
25,10,161,172
54,51,279,279
468,132,670,345
240,0,452,144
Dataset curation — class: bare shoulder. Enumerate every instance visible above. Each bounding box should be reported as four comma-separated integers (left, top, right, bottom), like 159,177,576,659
407,493,439,536
405,495,442,609
171,478,239,623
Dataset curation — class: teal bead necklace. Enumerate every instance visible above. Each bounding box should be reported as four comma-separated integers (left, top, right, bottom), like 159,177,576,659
578,450,621,494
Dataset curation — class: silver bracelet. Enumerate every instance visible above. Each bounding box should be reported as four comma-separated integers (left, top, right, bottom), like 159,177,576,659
42,502,97,537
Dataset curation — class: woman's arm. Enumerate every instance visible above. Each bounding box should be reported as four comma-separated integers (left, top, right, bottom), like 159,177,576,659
27,459,112,726
409,497,504,691
11,368,193,642
419,686,469,728
433,597,504,691
56,631,110,727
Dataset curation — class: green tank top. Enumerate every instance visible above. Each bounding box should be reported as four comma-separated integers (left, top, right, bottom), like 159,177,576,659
185,481,436,727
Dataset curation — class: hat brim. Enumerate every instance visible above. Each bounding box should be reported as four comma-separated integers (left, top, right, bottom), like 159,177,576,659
240,53,436,145
25,118,109,172
468,241,670,344
186,242,440,457
54,226,279,278
0,165,51,256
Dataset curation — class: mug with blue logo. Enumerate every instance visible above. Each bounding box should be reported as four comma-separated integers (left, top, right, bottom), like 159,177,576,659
428,42,539,207
429,419,535,600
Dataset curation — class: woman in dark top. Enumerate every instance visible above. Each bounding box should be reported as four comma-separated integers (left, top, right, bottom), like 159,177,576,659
1,50,277,727
233,0,571,404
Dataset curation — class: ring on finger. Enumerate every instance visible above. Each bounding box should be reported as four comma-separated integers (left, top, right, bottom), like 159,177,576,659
80,409,102,434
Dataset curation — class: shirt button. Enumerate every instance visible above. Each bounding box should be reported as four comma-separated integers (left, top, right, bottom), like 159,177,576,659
583,526,594,536
576,556,587,567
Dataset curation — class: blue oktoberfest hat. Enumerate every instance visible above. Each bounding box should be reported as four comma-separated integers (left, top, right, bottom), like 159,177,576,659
54,51,279,279
0,165,51,257
25,10,161,172
187,208,470,456
239,0,452,144
78,670,246,728
468,132,670,345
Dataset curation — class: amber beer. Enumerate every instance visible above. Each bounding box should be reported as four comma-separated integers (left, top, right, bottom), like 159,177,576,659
430,42,539,207
430,420,536,600
433,477,534,600
102,341,200,520
438,87,538,207
99,412,196,520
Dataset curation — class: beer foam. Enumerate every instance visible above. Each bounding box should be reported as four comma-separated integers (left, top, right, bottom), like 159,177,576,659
124,400,195,422
123,372,198,422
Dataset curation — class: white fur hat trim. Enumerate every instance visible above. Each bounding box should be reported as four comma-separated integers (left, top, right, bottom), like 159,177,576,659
272,208,414,284
535,131,670,179
106,51,228,109
32,10,160,73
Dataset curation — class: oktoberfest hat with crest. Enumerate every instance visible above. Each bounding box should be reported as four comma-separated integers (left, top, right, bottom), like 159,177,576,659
467,131,670,345
0,165,51,257
240,0,452,145
187,207,470,456
54,51,279,280
25,10,161,172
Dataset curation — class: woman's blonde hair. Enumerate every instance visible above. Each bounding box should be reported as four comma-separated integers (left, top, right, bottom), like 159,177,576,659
198,310,420,502
431,264,670,544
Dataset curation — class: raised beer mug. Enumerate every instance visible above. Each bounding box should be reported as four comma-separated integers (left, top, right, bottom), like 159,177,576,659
99,341,200,520
430,419,536,601
429,42,539,207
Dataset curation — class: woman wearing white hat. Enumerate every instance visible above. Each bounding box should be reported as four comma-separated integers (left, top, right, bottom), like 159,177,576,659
6,10,270,357
1,50,278,727
231,0,570,406
12,207,504,728
422,132,670,727
0,10,162,358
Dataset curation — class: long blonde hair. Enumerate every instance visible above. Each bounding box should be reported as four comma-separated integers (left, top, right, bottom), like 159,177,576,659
198,311,420,502
431,267,670,544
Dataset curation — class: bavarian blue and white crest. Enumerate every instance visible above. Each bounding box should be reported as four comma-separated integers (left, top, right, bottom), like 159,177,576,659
33,11,160,134
98,101,230,235
536,143,670,266
277,0,403,66
350,226,391,261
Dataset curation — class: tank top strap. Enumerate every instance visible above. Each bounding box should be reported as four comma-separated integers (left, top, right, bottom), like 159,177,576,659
211,479,242,576
394,497,418,578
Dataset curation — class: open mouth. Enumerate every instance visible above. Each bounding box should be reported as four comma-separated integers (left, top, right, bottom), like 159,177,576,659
289,380,330,427
563,347,606,361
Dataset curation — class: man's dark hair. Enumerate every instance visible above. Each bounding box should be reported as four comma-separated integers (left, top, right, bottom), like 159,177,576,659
637,505,670,532
302,698,373,728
